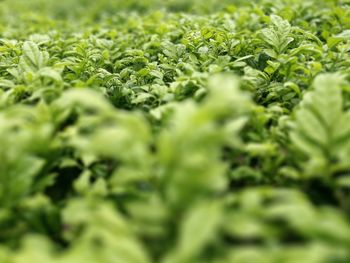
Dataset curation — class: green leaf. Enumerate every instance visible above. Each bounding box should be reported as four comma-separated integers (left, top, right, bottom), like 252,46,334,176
19,41,49,73
290,73,350,176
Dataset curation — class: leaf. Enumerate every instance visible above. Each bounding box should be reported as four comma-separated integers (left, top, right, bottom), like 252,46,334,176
260,15,294,54
38,67,62,82
131,92,153,104
19,41,49,73
290,73,350,176
164,201,222,263
0,79,15,89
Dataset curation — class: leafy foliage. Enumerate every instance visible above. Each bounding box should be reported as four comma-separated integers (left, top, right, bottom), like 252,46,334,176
1,0,350,262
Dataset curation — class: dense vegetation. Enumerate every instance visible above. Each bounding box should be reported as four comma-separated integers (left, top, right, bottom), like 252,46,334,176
1,0,350,262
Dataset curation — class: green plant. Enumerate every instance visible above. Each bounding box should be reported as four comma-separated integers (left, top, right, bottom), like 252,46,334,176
1,0,350,262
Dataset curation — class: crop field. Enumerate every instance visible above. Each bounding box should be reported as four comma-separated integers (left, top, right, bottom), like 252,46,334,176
0,0,350,262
